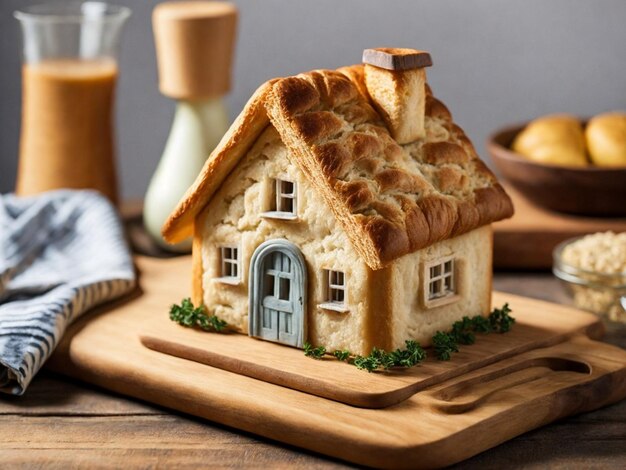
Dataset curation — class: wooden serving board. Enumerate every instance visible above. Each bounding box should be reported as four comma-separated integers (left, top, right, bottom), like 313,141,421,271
493,185,626,269
139,297,603,409
46,256,626,469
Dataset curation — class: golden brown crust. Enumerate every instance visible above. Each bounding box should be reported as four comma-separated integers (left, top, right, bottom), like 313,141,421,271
265,69,513,269
338,64,371,100
422,142,468,165
191,226,204,307
162,79,279,243
192,203,213,306
363,64,427,144
163,67,513,269
364,265,393,352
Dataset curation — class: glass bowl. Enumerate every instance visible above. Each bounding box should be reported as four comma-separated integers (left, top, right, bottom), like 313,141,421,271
553,237,626,323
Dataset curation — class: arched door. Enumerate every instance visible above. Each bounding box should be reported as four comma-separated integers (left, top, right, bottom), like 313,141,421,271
249,240,307,348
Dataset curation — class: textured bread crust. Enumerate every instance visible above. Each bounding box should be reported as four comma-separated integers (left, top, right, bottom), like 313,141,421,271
364,266,393,351
162,79,279,243
338,65,371,100
191,230,204,307
364,64,426,143
163,67,513,269
265,68,513,269
191,206,210,307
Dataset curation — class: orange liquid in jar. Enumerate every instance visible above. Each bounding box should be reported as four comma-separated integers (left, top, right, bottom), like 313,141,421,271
17,59,118,203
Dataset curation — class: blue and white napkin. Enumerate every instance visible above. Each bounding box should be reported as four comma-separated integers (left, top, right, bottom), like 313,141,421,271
0,190,136,395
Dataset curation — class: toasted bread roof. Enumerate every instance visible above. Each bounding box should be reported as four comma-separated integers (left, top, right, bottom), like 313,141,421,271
162,66,513,270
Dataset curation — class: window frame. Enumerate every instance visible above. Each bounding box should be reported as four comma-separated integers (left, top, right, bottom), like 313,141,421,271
318,269,349,313
423,256,459,308
260,177,298,220
216,244,241,285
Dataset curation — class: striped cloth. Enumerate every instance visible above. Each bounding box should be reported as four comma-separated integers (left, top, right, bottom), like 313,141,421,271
0,190,136,395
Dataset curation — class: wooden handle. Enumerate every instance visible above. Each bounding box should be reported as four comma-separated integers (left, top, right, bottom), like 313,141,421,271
427,334,626,414
153,1,238,99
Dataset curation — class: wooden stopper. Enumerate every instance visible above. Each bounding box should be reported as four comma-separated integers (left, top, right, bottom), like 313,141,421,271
363,48,432,71
153,1,238,99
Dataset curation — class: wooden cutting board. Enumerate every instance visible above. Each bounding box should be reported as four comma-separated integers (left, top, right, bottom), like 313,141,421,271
139,298,603,409
47,255,626,469
493,185,626,269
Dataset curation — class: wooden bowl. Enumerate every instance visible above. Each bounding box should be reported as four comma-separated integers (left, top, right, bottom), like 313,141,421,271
487,124,626,217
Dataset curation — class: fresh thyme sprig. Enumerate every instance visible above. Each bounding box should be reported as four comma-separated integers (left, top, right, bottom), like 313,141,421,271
387,340,427,368
489,303,515,333
304,303,515,370
353,347,391,372
333,349,351,361
169,298,228,332
304,342,326,359
302,341,428,372
432,303,515,360
432,331,459,361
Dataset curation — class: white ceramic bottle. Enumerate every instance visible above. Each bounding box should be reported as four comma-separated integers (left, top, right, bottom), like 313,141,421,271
145,1,237,251
144,98,229,251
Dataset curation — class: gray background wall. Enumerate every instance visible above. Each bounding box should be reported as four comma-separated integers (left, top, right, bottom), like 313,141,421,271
1,0,625,199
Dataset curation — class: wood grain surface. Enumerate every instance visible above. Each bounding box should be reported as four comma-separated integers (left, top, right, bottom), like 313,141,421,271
493,185,626,269
2,269,626,468
21,255,624,468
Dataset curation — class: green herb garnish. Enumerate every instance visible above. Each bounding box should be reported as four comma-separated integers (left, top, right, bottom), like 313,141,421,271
470,315,492,334
304,342,326,359
450,316,476,345
432,304,516,360
169,298,227,332
432,330,460,361
353,347,390,372
333,349,351,362
304,304,515,370
489,303,515,333
346,341,428,373
387,340,427,368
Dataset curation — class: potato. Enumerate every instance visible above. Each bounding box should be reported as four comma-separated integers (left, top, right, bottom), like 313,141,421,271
586,112,626,167
512,114,587,166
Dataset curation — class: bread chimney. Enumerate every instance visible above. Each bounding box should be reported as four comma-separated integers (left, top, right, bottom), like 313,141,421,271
363,48,432,144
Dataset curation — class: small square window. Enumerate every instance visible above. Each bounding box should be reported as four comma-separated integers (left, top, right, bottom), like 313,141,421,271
319,269,349,312
424,257,457,307
325,269,346,305
271,178,297,215
219,246,240,281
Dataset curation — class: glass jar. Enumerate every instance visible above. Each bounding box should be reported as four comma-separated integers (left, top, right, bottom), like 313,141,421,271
14,2,130,203
553,237,626,323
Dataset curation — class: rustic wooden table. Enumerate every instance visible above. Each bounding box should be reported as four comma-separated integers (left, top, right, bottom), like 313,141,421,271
1,213,625,468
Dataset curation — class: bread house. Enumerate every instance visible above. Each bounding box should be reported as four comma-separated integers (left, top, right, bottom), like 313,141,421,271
162,48,514,355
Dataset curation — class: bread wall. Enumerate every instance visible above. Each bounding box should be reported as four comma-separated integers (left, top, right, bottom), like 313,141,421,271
198,126,373,354
387,225,492,349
